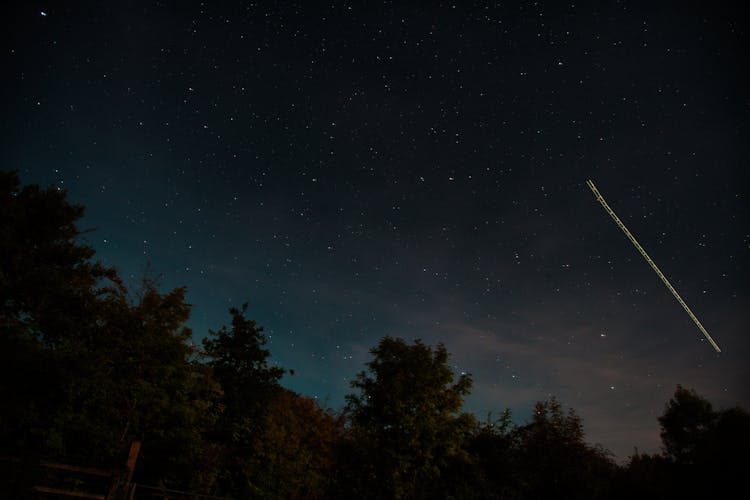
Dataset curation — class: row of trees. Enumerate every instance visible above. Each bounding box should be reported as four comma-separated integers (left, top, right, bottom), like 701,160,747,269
1,170,747,498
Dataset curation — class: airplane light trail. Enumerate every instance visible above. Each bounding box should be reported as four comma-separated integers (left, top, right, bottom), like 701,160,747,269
586,179,721,353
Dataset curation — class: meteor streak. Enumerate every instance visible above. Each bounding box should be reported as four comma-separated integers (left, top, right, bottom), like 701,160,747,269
586,179,721,353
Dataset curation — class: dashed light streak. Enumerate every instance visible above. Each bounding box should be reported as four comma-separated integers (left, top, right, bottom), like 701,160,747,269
586,179,721,353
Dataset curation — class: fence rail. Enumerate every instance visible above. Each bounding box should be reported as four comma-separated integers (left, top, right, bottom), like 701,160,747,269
2,441,232,499
32,485,106,499
1,440,139,499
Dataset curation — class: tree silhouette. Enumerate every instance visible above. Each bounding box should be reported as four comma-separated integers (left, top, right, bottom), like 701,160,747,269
0,170,120,347
1,171,221,491
251,388,343,498
655,385,750,497
1,170,121,458
202,304,286,497
5,170,750,498
345,336,475,499
462,410,518,499
512,398,615,499
612,451,674,500
658,385,716,464
91,283,221,489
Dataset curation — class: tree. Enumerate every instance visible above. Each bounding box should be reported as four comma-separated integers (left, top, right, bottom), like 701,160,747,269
611,452,674,500
0,170,121,457
202,304,286,497
250,389,343,498
705,405,750,495
0,170,120,347
344,336,475,499
80,283,222,489
614,387,750,499
0,172,221,493
465,410,520,499
655,386,750,498
658,385,716,464
203,304,285,417
512,398,615,500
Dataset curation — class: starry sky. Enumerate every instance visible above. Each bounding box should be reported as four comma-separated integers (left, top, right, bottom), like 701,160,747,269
3,1,748,461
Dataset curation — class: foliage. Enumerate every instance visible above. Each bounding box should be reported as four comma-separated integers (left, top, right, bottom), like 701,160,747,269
512,398,615,499
201,303,286,497
202,303,285,420
345,336,475,499
91,284,222,489
658,384,716,464
251,389,343,498
652,385,750,497
455,411,516,499
0,170,120,347
0,171,220,491
3,170,749,498
1,170,118,457
1,170,116,456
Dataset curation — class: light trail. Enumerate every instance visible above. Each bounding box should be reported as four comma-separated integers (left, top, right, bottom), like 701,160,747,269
586,179,721,353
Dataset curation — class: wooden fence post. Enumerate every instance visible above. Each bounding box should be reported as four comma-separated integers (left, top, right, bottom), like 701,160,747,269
124,440,140,485
107,440,141,500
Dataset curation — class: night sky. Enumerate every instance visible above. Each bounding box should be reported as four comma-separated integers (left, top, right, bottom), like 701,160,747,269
4,1,748,461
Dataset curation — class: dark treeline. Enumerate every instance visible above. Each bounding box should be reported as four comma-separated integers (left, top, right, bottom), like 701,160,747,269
1,170,748,499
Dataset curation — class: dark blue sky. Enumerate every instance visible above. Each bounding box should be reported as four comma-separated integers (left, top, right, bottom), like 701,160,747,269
4,1,748,461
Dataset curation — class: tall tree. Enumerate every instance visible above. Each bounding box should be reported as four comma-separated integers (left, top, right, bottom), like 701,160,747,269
0,170,120,456
0,170,120,347
655,386,750,498
202,304,286,497
345,336,475,499
0,172,221,493
68,283,223,488
465,410,519,499
250,389,343,498
658,385,716,464
512,398,614,500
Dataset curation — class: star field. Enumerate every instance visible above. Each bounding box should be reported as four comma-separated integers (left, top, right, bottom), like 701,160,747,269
3,1,748,461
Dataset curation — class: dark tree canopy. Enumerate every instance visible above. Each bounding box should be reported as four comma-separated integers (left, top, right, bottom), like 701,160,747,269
250,388,343,498
658,385,716,464
201,303,286,497
345,336,475,499
513,398,615,499
203,303,285,405
653,385,750,498
612,386,750,499
2,171,749,499
1,170,121,458
0,172,220,490
0,170,120,347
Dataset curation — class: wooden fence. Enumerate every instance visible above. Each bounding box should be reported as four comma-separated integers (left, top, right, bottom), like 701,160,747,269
1,440,139,499
2,440,231,499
